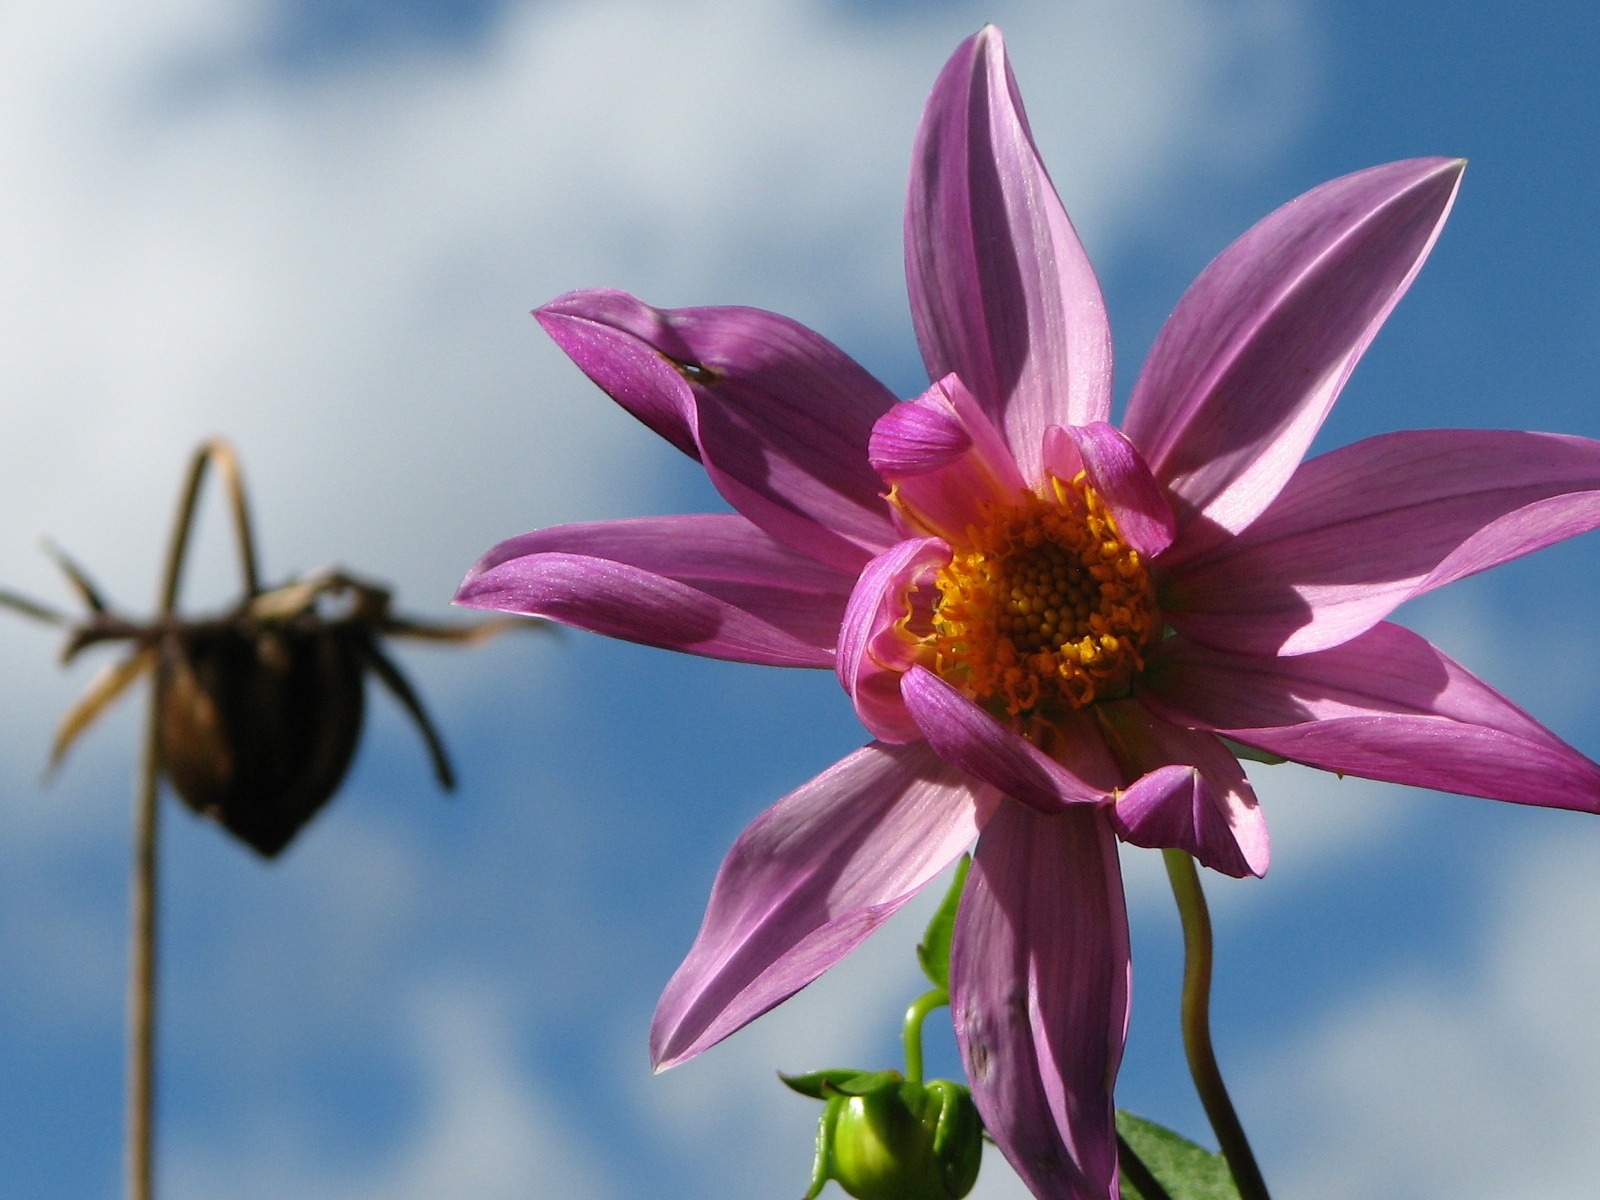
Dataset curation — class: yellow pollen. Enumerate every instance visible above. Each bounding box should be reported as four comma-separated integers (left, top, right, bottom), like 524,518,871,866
928,472,1158,719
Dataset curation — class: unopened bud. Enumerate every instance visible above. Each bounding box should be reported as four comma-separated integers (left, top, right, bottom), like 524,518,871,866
831,1078,981,1200
783,1069,982,1200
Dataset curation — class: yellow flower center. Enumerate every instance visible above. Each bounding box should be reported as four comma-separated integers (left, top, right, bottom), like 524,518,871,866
928,472,1158,720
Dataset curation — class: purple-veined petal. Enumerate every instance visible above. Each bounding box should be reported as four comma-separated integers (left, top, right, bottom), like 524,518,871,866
1043,422,1176,559
1140,622,1600,813
870,374,1028,541
1160,428,1600,655
902,666,1118,813
1095,700,1268,878
906,26,1112,482
460,513,857,656
457,550,831,669
836,538,950,743
651,742,995,1069
536,288,702,459
951,800,1128,1200
1123,158,1465,545
538,290,898,571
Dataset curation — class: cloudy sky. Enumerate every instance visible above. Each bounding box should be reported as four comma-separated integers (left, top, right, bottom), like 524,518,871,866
2,0,1598,1197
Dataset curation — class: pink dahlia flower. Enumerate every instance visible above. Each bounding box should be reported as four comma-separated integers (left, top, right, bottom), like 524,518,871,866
459,26,1600,1199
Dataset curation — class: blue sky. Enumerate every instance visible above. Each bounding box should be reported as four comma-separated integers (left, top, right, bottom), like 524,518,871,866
1,1,1598,1197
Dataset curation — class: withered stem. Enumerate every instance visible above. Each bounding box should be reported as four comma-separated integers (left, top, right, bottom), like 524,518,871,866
127,439,253,1200
162,440,259,608
126,674,161,1200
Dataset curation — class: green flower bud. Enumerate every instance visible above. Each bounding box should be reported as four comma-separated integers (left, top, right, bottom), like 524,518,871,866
831,1078,982,1200
783,1069,982,1200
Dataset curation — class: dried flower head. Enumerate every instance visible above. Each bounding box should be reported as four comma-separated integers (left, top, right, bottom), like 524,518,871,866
4,440,529,856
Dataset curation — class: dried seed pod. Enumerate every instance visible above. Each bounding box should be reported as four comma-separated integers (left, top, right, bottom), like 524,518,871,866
1,442,530,857
156,616,367,856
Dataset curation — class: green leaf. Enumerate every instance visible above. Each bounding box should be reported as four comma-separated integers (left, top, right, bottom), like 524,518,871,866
917,855,970,989
1116,1111,1241,1200
780,1068,878,1100
825,1069,903,1097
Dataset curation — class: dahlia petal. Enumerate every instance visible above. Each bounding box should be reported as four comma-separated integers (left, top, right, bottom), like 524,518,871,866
537,289,898,570
869,392,972,473
1123,158,1465,544
535,288,702,459
456,549,831,668
460,513,857,654
1141,623,1600,813
1096,701,1268,878
906,27,1112,482
901,666,1116,813
1161,428,1600,655
651,742,994,1069
870,374,1028,540
951,800,1128,1200
1044,422,1176,559
837,539,951,742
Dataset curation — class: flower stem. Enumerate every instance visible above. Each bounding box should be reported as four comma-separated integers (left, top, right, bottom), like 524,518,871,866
161,440,259,609
1160,848,1270,1200
902,988,948,1085
126,440,253,1200
125,697,160,1200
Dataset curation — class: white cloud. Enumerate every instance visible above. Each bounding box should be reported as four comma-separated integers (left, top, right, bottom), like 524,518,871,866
0,0,1316,777
168,979,610,1200
1260,825,1600,1200
0,0,1318,595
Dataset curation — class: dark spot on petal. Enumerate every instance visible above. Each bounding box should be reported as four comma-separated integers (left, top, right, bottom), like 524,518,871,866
968,1041,992,1082
666,355,719,386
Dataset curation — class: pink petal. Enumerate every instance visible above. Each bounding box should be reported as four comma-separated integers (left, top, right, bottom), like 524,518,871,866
906,26,1112,483
459,513,857,657
869,373,1028,541
1140,623,1600,813
1122,159,1465,545
1161,428,1600,655
534,288,702,459
901,666,1119,813
457,553,831,669
1095,701,1269,878
651,742,995,1069
1044,422,1176,559
836,538,951,743
951,800,1128,1200
537,290,898,571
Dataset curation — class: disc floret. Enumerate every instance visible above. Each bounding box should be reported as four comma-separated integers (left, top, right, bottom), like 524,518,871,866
929,471,1158,719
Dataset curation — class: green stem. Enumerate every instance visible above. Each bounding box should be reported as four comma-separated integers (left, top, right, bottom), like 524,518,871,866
902,988,948,1085
1160,849,1271,1200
